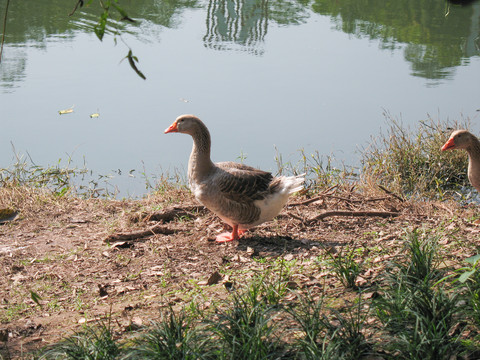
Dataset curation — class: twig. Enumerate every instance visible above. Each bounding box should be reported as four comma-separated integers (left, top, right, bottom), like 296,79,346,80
288,185,338,206
306,210,400,224
377,184,405,202
323,195,390,203
0,0,10,63
288,195,324,207
285,211,303,222
104,224,178,242
142,205,205,222
69,0,84,16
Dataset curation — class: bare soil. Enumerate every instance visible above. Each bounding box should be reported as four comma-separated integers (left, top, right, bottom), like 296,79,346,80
0,185,479,358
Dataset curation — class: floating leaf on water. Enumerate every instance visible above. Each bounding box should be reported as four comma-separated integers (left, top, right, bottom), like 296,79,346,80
90,112,100,118
0,208,18,224
58,105,74,115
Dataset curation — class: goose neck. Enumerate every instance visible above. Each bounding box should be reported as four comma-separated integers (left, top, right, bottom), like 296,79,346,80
188,126,214,179
467,138,480,162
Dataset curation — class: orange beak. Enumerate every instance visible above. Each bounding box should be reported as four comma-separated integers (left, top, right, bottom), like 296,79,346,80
441,137,455,151
164,121,178,134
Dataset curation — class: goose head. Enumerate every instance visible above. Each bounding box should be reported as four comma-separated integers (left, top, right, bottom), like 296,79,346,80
164,114,203,136
442,130,476,151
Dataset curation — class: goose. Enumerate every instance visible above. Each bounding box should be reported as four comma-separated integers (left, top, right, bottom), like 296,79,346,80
441,129,480,192
164,114,304,242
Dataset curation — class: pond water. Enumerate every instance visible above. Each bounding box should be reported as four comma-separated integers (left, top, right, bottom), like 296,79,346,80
1,0,480,197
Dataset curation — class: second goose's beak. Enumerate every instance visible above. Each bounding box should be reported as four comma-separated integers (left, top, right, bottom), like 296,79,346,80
164,121,178,134
441,137,455,151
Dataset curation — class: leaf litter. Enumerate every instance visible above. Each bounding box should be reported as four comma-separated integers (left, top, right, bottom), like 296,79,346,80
0,184,478,357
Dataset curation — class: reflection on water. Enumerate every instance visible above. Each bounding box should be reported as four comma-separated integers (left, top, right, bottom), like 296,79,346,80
1,0,479,90
202,0,310,54
0,47,27,94
0,0,198,91
204,0,269,55
311,0,480,82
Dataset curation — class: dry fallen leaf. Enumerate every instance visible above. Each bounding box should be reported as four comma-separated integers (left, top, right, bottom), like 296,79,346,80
207,271,222,285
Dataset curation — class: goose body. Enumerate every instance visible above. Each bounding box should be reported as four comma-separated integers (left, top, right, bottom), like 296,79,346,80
165,114,304,242
442,129,480,192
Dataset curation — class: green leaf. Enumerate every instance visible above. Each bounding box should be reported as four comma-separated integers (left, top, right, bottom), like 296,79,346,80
465,254,480,266
30,291,43,308
94,8,109,41
459,269,476,283
126,50,146,80
111,3,135,22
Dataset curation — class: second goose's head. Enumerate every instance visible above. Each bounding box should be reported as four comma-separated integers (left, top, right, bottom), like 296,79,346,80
442,130,477,151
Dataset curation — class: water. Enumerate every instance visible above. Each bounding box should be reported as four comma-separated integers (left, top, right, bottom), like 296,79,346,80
1,0,479,197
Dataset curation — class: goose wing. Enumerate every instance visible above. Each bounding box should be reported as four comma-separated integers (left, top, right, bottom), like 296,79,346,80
215,162,274,203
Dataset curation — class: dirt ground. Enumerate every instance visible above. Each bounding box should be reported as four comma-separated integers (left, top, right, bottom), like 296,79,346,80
1,184,479,358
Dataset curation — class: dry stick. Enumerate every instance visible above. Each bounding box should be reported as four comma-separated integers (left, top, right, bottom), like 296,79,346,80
377,184,405,202
286,211,303,222
288,185,338,206
288,195,324,207
104,224,178,243
323,194,390,203
0,0,10,63
306,210,400,224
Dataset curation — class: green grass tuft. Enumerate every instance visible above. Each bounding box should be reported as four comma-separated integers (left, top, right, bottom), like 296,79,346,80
39,322,121,360
361,112,472,199
374,230,465,359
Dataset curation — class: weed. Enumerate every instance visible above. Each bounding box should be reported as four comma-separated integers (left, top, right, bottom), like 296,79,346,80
286,292,334,359
287,292,372,359
0,303,29,323
209,282,283,359
252,258,294,306
39,322,121,360
327,245,362,289
361,112,471,198
403,230,443,285
326,298,372,360
124,306,209,360
374,230,465,359
300,149,357,190
449,254,480,330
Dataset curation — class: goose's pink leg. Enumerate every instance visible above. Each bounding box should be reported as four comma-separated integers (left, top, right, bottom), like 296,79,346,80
216,225,246,243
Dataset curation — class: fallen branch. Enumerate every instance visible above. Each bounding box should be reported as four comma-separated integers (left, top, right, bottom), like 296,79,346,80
306,210,400,224
104,224,178,243
141,205,205,223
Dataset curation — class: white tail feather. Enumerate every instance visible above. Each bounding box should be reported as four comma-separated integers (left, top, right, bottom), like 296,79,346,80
283,174,305,194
